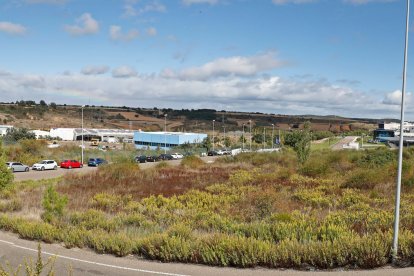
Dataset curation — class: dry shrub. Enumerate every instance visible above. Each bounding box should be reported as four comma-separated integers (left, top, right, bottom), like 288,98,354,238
180,156,204,169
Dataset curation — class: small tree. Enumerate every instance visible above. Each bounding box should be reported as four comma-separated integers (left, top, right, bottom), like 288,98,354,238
284,122,312,164
0,140,13,189
202,137,212,151
3,128,36,143
42,185,68,223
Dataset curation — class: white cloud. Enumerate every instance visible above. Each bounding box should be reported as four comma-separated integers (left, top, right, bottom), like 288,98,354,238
272,0,318,5
81,65,110,75
109,25,139,41
382,90,412,105
123,0,166,17
64,13,99,36
26,0,68,4
181,0,219,5
0,21,27,35
0,68,405,118
163,52,286,80
146,27,157,36
112,66,138,78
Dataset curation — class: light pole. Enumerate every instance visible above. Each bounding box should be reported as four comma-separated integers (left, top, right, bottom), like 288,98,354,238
263,127,266,150
249,120,252,151
223,125,226,150
242,124,245,151
393,0,410,260
212,120,215,152
81,105,85,165
272,124,275,149
164,114,167,154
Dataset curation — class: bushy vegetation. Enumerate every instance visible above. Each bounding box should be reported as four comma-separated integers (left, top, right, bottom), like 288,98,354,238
3,147,414,269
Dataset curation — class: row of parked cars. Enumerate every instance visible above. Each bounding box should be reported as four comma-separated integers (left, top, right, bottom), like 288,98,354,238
6,158,108,173
207,149,232,156
135,153,184,163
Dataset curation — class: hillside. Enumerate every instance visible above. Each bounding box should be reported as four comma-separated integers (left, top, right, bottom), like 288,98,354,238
0,102,378,133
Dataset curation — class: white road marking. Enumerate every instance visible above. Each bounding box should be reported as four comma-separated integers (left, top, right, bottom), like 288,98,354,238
0,239,190,276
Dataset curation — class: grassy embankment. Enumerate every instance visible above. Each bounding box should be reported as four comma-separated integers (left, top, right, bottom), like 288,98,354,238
2,147,414,269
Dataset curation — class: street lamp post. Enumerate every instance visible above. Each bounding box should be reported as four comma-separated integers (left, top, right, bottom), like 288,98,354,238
81,105,85,165
164,114,167,154
272,124,275,149
263,127,266,150
212,120,215,152
242,124,245,151
393,0,410,261
249,120,252,151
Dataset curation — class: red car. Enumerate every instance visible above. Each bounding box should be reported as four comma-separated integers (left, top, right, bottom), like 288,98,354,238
60,160,83,169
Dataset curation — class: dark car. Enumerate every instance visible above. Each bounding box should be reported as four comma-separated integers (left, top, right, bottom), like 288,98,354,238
146,155,159,162
158,154,173,160
88,158,107,167
207,151,218,156
135,155,147,163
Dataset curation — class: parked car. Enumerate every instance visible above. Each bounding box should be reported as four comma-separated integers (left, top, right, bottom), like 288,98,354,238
135,155,147,163
6,162,30,172
146,155,159,162
171,153,184,159
32,160,58,171
159,154,173,160
207,151,218,156
60,160,83,169
88,158,107,167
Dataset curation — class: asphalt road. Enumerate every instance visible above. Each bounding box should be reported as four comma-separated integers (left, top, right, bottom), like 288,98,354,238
13,156,219,182
331,136,358,150
0,231,413,276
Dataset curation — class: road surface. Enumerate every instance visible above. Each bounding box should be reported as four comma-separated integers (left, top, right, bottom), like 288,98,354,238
331,136,358,150
0,231,413,276
13,156,219,182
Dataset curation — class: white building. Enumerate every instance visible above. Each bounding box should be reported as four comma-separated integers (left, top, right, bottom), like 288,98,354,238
30,130,51,139
49,128,76,141
0,125,13,136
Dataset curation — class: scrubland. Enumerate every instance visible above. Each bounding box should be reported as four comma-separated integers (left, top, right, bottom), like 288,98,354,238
2,147,414,269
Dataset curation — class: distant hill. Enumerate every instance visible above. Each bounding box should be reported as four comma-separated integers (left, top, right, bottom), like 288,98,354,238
0,102,379,133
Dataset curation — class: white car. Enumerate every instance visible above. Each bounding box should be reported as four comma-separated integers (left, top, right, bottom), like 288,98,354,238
32,160,58,171
171,153,184,159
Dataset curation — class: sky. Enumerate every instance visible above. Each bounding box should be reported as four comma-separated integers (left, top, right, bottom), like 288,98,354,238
0,0,413,119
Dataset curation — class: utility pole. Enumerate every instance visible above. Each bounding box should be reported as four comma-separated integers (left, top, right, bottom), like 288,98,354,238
212,120,215,152
272,124,274,149
393,0,410,261
242,124,245,151
249,120,252,151
81,105,85,164
164,114,167,154
263,127,266,150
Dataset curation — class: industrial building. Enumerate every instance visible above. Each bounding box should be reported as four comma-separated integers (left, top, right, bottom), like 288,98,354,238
133,131,207,150
41,128,136,143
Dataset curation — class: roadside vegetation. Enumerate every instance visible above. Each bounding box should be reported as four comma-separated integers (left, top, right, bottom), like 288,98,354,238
3,138,414,270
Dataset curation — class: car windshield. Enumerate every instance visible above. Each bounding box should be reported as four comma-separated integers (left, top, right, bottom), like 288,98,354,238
89,159,96,161
40,161,48,164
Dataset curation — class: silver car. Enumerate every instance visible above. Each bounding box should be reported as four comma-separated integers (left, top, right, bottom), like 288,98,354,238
6,162,30,173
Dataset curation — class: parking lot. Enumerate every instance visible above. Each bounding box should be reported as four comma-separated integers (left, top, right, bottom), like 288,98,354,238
12,156,219,182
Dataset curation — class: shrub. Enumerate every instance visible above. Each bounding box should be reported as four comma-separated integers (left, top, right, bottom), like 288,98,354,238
0,140,13,190
181,156,204,169
42,185,68,223
342,168,387,190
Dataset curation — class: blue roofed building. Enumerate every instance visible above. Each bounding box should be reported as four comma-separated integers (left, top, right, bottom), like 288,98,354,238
133,131,207,150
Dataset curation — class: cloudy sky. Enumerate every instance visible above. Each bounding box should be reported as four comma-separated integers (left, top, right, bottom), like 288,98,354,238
0,0,413,119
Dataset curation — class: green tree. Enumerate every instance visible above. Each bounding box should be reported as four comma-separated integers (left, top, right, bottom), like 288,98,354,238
284,122,312,164
202,137,212,151
42,185,68,223
0,140,13,189
3,128,36,143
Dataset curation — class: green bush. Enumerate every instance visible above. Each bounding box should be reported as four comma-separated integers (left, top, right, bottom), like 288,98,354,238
42,185,68,223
